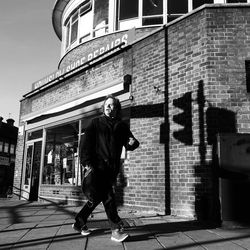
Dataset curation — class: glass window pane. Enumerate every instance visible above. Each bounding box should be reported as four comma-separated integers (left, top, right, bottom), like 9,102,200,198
10,144,15,154
72,11,78,23
4,142,9,153
0,141,3,152
94,0,109,29
25,145,33,185
193,0,213,9
168,0,188,14
143,0,163,16
227,0,247,2
66,22,70,48
142,16,163,25
80,1,92,15
43,122,79,186
71,20,78,43
27,130,43,141
79,9,92,40
119,0,139,20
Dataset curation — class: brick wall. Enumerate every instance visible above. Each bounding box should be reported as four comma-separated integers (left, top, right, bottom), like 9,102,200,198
125,31,167,212
168,5,250,218
12,131,25,200
168,8,210,218
20,56,125,118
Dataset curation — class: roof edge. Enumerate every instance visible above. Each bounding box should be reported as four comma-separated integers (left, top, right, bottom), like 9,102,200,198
52,0,71,40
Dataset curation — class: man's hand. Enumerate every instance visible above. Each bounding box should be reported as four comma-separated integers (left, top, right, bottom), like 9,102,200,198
128,137,136,146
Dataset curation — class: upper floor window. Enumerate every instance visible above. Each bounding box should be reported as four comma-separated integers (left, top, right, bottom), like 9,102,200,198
65,11,79,50
227,0,247,2
193,0,213,9
168,0,214,22
61,0,250,56
4,142,9,153
119,0,139,21
142,0,164,26
64,0,92,51
10,144,15,155
117,0,164,30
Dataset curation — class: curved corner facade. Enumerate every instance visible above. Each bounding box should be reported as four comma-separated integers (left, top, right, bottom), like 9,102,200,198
13,0,250,223
53,0,168,58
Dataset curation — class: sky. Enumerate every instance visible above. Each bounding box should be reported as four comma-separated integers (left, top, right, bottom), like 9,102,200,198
0,0,60,126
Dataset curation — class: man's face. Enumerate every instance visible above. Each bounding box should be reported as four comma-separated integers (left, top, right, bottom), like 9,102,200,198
104,98,117,118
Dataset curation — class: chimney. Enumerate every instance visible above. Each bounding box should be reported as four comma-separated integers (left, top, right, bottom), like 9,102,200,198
6,118,15,127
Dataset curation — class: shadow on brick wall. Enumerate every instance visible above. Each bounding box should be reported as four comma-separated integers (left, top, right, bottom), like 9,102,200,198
194,80,236,223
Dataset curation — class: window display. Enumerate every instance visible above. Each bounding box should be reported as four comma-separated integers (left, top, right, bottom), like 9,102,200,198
42,122,80,185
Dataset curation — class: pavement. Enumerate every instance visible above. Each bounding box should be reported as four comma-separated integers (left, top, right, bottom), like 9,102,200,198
1,199,250,250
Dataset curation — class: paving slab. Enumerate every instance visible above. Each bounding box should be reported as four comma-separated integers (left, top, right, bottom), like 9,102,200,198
156,232,204,250
184,229,248,249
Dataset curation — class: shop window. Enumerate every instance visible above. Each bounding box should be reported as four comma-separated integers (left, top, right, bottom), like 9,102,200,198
4,142,9,153
0,141,3,152
42,121,80,186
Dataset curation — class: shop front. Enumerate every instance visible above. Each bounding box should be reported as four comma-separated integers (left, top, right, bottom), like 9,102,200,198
20,76,131,203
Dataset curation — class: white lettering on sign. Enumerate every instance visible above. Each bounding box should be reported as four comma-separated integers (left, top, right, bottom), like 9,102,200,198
31,32,132,91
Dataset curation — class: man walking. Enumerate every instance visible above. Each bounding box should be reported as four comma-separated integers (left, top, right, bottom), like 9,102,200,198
72,95,139,242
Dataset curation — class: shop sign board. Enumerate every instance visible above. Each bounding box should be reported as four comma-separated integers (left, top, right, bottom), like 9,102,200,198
31,28,135,91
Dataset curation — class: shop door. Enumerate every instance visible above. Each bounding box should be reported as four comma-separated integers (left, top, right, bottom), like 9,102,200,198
22,141,42,201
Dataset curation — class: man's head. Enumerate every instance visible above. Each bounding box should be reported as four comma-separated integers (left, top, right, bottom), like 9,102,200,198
103,95,121,118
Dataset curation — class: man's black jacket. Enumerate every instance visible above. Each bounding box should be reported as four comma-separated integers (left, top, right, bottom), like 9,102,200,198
80,115,139,182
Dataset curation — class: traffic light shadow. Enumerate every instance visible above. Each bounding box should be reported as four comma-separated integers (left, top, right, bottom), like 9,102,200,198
194,80,237,224
172,92,193,145
123,80,237,222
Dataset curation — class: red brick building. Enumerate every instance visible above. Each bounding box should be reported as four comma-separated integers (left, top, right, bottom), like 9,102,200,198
14,1,250,222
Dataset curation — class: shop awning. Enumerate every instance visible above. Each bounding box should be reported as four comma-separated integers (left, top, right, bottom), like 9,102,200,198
24,77,130,126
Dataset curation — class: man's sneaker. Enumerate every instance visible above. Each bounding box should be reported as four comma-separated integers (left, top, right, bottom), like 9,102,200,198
72,223,81,232
80,225,91,236
111,229,129,242
72,223,91,236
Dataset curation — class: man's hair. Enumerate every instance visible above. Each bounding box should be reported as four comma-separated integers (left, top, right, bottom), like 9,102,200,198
102,95,121,117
